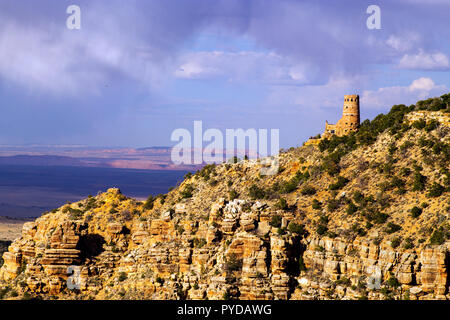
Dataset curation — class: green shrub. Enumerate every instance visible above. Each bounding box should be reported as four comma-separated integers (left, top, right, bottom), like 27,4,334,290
410,206,423,218
275,198,288,210
329,176,349,190
288,223,305,235
316,224,328,235
312,199,322,210
412,119,426,130
279,170,310,194
301,185,316,195
403,238,414,249
269,215,282,228
386,275,400,289
228,189,238,201
427,182,445,197
364,210,389,224
353,191,365,203
327,199,339,212
346,202,358,215
400,167,411,177
385,222,402,234
68,208,84,220
180,184,195,199
248,184,266,199
193,238,207,248
425,119,439,132
225,253,242,272
400,141,414,152
391,237,401,248
118,272,127,282
429,227,446,245
412,172,426,191
143,195,155,210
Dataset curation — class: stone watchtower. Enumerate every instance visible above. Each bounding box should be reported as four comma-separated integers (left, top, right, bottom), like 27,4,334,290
323,94,360,138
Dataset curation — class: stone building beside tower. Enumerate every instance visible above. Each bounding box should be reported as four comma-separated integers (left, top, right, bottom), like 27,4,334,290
305,94,361,145
322,94,360,138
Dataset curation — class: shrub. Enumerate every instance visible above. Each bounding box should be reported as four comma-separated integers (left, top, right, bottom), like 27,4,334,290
410,206,423,218
400,167,411,177
288,223,305,235
346,202,358,215
403,238,414,249
316,224,328,235
180,184,194,199
386,275,400,289
248,184,266,200
118,272,127,282
328,176,349,190
400,141,414,152
429,227,446,245
275,198,288,210
312,199,322,210
425,119,439,132
385,222,402,234
225,253,242,272
412,119,426,130
193,238,207,248
228,189,238,201
353,191,365,203
143,195,155,210
427,182,445,197
269,215,282,228
351,224,367,236
327,199,339,212
68,208,84,220
412,172,426,191
301,185,316,195
391,237,401,248
319,215,330,224
279,170,310,194
364,210,389,224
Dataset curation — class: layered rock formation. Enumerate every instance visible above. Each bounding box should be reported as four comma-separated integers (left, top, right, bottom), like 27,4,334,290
0,101,449,300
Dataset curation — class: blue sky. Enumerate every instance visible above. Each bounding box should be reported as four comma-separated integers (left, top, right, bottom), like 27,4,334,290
0,0,449,148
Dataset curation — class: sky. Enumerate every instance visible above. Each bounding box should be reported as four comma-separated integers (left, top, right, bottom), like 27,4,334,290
0,0,449,149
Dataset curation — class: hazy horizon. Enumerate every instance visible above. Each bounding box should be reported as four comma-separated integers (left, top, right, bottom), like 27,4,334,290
0,0,449,149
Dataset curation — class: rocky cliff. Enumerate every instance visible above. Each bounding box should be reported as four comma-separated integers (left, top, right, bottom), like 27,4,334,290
0,96,449,300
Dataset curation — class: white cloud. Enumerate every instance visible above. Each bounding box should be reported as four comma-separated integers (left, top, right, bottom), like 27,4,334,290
409,77,437,91
174,51,318,84
362,77,447,109
0,14,173,95
386,33,421,52
398,50,449,70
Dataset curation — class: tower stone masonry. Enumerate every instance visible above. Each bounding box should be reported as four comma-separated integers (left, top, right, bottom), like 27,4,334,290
323,94,360,138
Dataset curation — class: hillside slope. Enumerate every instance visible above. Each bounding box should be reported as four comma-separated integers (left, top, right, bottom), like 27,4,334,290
1,95,449,300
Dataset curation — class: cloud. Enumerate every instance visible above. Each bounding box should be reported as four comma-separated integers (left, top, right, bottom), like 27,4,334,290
386,33,421,52
362,77,447,109
398,51,450,70
1,0,449,96
174,50,318,84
